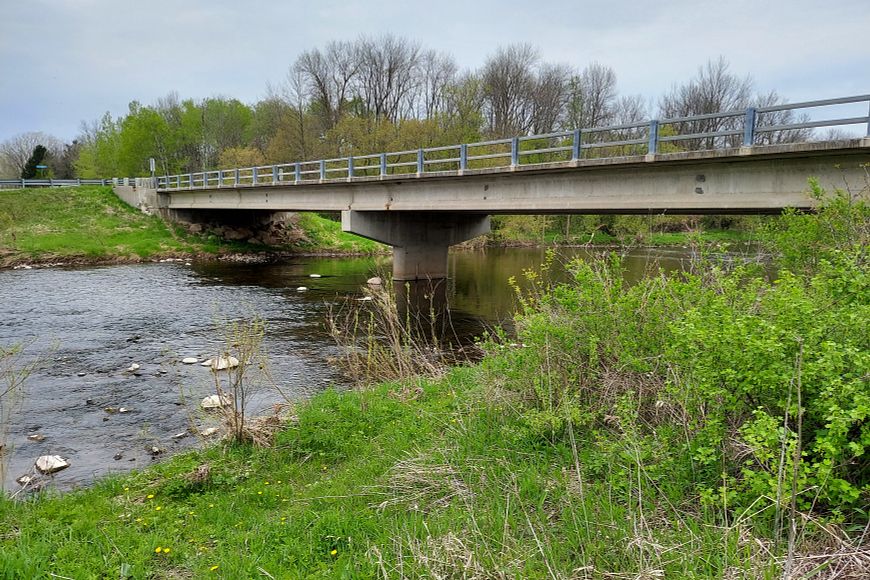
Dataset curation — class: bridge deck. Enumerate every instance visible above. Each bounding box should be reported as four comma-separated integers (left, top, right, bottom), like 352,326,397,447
162,140,870,215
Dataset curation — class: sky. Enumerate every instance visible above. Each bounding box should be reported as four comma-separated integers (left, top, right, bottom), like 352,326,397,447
1,0,868,144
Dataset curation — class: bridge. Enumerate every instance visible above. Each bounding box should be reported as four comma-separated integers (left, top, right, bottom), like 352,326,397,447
154,95,870,280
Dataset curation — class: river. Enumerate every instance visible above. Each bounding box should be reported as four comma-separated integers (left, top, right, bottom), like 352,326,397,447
0,246,707,491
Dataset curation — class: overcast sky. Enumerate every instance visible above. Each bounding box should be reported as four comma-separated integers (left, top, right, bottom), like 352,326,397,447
1,0,867,143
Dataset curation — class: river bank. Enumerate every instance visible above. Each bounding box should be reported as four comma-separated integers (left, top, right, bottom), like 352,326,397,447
1,187,865,577
0,186,384,270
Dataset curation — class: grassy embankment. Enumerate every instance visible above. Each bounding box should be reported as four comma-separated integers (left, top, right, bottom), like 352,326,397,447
0,186,382,267
0,184,867,577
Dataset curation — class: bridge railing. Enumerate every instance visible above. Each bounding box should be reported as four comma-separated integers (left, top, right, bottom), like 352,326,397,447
155,94,870,191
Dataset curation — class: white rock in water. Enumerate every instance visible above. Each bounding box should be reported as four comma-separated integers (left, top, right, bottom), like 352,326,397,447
182,357,199,364
127,363,140,372
201,394,232,409
118,407,130,413
27,434,45,442
367,276,383,286
309,273,322,278
200,427,219,437
16,475,34,486
200,359,213,367
35,455,70,474
296,286,308,291
210,356,239,371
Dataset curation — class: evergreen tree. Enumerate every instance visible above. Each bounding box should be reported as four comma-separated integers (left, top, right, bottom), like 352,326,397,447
21,145,48,179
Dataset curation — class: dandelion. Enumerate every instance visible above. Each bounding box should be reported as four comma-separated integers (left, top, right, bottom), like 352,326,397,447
210,565,219,571
257,491,263,495
146,494,155,499
264,481,270,485
330,549,338,556
134,518,142,523
155,506,162,511
163,547,171,554
155,547,163,553
188,511,195,515
123,487,129,492
209,503,215,508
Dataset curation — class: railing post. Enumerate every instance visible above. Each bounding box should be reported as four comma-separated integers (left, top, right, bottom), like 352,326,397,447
218,170,223,187
743,107,757,147
347,156,354,179
648,120,659,155
511,137,519,167
77,178,81,186
272,166,279,184
572,129,582,161
866,99,870,137
460,144,467,172
380,153,387,177
294,163,301,183
188,173,194,189
417,148,424,175
319,159,326,181
234,169,240,186
252,167,258,185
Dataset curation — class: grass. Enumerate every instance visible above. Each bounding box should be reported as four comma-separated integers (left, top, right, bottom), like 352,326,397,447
0,371,775,578
0,186,196,263
295,213,385,254
0,187,383,267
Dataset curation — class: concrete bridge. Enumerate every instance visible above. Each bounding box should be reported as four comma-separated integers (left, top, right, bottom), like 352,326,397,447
152,95,870,280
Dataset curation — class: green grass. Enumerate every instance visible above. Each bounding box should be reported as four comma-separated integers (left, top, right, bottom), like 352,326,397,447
0,369,788,578
0,187,383,267
295,213,385,254
0,186,198,263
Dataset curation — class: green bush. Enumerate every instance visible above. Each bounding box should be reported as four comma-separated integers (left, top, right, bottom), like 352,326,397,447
482,185,870,522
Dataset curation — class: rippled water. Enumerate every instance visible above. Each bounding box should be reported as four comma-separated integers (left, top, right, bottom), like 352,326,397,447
0,246,713,490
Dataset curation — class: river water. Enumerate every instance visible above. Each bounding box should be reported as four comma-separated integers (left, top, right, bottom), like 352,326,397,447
0,246,702,490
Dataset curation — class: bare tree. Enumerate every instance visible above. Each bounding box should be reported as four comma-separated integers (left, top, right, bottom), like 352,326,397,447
293,40,359,130
530,63,572,134
658,57,752,149
0,132,64,178
481,44,540,136
565,62,618,130
418,50,458,120
355,34,423,122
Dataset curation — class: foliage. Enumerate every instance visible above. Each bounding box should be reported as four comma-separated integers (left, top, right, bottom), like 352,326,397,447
482,188,870,524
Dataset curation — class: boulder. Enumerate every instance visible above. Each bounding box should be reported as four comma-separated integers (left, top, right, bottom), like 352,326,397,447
210,356,239,371
27,434,45,442
127,363,140,372
200,359,213,367
35,455,70,474
201,394,232,409
16,475,34,486
182,357,199,364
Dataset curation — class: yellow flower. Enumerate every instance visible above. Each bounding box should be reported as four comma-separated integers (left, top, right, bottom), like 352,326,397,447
124,487,129,492
147,494,155,499
163,547,171,554
188,511,195,515
155,547,163,553
330,549,338,556
264,481,270,485
209,503,215,508
257,491,263,495
155,506,162,511
210,565,219,571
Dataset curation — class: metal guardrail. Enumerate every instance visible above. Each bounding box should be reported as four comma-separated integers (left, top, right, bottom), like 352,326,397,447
0,178,114,189
144,94,866,191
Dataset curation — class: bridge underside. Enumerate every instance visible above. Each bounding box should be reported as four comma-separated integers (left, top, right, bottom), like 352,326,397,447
158,141,869,280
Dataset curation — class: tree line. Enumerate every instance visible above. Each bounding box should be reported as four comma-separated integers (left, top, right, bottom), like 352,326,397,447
0,37,813,180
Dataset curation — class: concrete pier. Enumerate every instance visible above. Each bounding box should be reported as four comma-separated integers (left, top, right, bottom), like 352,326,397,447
341,211,490,280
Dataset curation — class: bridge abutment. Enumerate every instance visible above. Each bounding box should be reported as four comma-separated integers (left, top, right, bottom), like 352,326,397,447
341,211,490,280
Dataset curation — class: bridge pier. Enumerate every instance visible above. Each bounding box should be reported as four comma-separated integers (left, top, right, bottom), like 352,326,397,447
341,211,490,280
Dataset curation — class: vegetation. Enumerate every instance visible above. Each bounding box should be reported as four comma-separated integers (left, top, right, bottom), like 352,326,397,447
0,186,382,267
0,186,866,577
